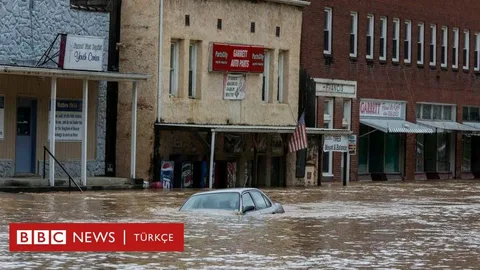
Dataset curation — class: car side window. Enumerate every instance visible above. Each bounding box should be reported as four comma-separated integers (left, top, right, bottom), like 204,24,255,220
262,194,272,208
242,192,255,210
250,191,268,210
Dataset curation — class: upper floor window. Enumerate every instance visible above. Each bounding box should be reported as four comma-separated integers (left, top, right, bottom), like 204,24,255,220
350,12,358,57
417,23,425,65
262,50,271,102
453,28,459,69
169,41,179,96
324,7,333,55
430,24,437,67
441,26,448,68
475,33,480,71
366,14,374,59
379,17,387,61
463,106,480,122
277,50,285,102
464,30,470,70
188,42,198,99
392,18,400,62
404,20,412,63
417,103,454,121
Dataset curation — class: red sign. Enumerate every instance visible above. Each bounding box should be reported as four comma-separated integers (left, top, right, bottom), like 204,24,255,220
9,223,184,252
210,43,265,73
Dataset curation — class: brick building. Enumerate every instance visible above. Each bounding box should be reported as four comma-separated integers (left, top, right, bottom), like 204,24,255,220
301,0,480,182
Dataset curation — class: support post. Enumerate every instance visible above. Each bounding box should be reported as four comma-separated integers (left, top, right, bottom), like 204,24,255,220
81,79,88,186
343,151,348,186
131,81,138,179
49,77,57,187
208,130,216,189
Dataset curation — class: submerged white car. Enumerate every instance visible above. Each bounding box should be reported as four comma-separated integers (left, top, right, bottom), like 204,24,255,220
179,188,285,215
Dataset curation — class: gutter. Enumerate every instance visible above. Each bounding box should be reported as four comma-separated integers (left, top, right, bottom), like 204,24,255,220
264,0,310,7
157,0,164,122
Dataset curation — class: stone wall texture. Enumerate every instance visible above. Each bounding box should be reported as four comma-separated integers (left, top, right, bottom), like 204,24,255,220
0,0,109,177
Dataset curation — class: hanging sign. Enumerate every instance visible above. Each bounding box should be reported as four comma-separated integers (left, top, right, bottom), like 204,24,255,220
59,34,105,71
348,135,357,155
359,100,404,118
223,74,246,100
323,135,348,152
0,96,4,139
48,99,83,141
210,43,264,73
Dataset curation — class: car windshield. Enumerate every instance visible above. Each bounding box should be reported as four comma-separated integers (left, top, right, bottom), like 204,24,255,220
180,192,240,211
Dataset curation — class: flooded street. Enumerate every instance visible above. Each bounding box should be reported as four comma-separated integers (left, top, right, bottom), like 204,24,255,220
1,181,480,269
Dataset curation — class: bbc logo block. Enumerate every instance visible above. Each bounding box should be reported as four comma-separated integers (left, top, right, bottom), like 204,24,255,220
16,230,67,245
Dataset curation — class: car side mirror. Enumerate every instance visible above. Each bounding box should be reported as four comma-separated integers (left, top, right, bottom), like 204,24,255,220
243,205,255,213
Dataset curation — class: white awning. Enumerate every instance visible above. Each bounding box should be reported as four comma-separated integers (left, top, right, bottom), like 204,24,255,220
156,123,352,135
360,118,435,133
417,120,480,132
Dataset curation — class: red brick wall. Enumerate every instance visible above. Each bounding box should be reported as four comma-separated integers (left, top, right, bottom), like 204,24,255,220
303,0,480,181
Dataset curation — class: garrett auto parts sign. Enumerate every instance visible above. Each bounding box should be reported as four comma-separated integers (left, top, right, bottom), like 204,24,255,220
209,43,264,73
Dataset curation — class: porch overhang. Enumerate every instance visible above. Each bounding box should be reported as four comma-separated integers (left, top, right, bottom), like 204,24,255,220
360,118,435,134
0,65,151,82
417,120,480,133
155,123,352,135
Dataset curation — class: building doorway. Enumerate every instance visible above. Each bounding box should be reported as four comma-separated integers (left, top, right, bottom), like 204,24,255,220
15,97,37,175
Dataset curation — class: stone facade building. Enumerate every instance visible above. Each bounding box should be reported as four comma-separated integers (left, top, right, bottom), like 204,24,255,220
0,0,109,178
301,0,480,182
117,0,351,187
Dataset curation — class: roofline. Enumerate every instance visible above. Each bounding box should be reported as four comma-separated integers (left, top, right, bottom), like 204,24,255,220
0,65,151,82
265,0,310,7
156,123,352,135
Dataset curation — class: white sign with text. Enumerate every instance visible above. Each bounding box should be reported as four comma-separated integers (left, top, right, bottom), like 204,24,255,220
223,74,246,100
323,135,349,152
48,99,83,141
359,100,404,119
62,35,104,71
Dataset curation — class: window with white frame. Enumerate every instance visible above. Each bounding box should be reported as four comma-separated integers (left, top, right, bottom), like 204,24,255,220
323,99,334,176
452,28,459,69
475,34,480,71
404,20,412,63
277,50,284,102
417,23,425,65
188,42,197,99
262,50,271,101
350,12,358,57
464,30,470,70
366,14,374,59
169,41,179,96
379,17,387,61
324,7,332,55
417,103,454,121
430,24,436,66
392,18,400,62
441,26,448,68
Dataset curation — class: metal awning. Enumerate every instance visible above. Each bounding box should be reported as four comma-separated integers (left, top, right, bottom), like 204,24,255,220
156,123,352,135
360,118,435,133
0,65,151,82
417,120,480,132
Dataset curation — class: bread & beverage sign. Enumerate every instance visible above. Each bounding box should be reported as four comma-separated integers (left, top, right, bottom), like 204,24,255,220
209,43,264,73
59,34,105,71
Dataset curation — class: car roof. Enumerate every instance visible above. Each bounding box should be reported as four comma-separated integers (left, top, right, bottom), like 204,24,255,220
190,188,260,196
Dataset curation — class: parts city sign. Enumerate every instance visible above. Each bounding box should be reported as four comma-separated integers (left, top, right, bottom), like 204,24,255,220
209,43,264,73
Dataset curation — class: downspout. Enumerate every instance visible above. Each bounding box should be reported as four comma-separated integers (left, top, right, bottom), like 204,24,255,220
153,0,164,182
157,0,164,122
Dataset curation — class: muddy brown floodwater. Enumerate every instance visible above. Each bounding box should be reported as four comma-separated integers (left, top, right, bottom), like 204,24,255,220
1,180,480,269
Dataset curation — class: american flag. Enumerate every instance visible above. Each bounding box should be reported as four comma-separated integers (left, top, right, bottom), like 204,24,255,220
288,111,308,153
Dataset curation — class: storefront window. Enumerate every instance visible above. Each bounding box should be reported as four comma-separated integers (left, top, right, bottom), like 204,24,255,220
463,106,480,122
416,134,425,172
462,136,472,172
385,134,400,173
358,125,369,173
422,104,432,119
433,105,442,120
443,106,452,120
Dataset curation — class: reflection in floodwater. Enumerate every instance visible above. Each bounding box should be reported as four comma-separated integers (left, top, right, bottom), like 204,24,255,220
1,181,480,269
